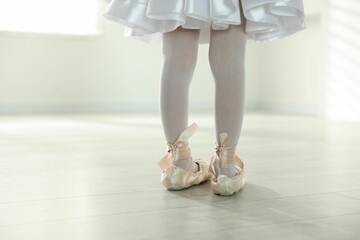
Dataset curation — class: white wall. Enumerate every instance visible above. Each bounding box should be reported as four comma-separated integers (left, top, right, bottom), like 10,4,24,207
0,1,278,114
323,0,360,121
251,0,326,115
253,0,360,121
0,12,162,113
255,13,325,115
1,0,359,121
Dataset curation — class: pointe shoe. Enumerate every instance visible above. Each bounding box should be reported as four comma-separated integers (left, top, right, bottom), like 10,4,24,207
158,123,211,190
209,133,245,196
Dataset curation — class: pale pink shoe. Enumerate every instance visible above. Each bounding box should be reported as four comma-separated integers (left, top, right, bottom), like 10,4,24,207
158,123,211,190
209,132,245,196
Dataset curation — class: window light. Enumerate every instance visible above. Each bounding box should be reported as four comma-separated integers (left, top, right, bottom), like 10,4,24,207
0,0,100,35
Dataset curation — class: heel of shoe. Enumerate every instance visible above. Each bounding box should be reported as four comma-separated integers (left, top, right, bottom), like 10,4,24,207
161,165,180,190
211,170,246,196
160,161,211,190
209,132,246,196
158,123,211,190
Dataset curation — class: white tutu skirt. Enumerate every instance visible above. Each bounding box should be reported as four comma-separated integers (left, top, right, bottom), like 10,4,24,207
103,0,306,44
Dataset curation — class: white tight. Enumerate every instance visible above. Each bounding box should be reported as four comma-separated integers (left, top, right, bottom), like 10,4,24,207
160,12,247,147
160,27,200,144
210,23,247,146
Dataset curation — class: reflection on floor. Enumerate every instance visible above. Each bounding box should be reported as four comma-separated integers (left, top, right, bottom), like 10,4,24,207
0,112,359,239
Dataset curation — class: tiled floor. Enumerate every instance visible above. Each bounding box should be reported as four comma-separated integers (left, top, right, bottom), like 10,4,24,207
0,112,359,239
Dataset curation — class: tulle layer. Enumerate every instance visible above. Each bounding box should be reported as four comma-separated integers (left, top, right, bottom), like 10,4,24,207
104,0,306,44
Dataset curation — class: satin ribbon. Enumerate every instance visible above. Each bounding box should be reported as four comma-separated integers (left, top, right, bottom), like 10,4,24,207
216,132,237,169
158,123,198,171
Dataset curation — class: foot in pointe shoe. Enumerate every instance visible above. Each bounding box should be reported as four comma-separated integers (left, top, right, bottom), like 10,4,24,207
158,123,211,190
209,132,245,196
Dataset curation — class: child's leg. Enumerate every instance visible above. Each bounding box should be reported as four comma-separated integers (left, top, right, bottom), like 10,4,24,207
160,27,200,171
209,12,247,177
